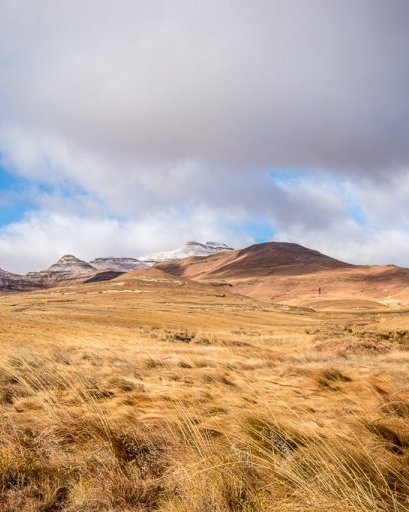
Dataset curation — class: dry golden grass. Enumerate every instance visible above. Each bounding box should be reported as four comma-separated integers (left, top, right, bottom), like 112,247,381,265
0,271,408,510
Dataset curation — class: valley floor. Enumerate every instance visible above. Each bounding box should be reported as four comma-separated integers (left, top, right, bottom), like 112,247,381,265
0,273,408,511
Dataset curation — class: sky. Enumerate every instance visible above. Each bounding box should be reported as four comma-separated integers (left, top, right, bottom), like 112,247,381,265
1,0,409,273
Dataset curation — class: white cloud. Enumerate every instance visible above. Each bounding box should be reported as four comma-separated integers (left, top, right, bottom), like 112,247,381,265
2,171,409,273
0,1,409,271
1,0,409,175
278,221,409,267
0,209,253,274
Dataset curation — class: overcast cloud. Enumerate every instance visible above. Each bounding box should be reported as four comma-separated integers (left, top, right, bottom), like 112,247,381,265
0,1,409,273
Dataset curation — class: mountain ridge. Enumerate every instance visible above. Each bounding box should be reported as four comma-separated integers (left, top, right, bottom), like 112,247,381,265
156,242,353,279
0,241,235,292
156,242,409,308
2,241,409,310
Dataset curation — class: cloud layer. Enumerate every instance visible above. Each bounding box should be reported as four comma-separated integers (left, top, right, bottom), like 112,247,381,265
0,1,408,272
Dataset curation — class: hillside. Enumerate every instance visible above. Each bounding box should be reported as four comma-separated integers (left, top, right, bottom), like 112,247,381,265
2,241,409,310
157,242,409,309
157,242,351,278
0,266,408,510
0,241,233,292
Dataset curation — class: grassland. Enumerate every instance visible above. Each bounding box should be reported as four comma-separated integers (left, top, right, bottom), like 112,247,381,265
0,270,408,511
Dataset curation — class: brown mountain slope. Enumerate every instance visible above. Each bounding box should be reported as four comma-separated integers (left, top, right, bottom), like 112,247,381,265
156,242,409,309
1,249,409,510
157,242,352,280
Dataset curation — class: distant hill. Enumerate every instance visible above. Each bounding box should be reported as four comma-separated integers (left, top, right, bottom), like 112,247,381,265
157,242,409,309
156,242,352,279
2,241,409,310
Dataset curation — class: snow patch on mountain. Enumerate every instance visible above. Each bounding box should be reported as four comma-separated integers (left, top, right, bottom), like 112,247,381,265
140,241,234,265
24,255,97,288
90,257,147,272
46,255,96,274
0,243,234,291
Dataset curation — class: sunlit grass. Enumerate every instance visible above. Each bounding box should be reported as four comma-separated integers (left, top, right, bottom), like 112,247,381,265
0,278,407,510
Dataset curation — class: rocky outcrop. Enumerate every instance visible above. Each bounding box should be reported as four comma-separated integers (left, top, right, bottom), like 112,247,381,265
89,257,147,272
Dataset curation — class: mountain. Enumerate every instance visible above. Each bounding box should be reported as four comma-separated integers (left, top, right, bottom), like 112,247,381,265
0,243,234,292
0,255,132,292
0,268,37,292
89,257,147,272
0,255,99,292
2,242,409,309
47,254,96,274
156,242,352,279
140,241,234,266
25,255,97,288
156,242,409,309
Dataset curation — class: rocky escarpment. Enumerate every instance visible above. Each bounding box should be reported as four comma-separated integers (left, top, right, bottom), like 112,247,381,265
90,257,147,272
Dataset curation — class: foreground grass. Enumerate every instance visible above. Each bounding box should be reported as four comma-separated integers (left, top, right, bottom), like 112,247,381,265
0,277,408,510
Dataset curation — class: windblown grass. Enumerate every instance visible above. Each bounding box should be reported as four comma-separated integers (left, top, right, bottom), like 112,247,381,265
0,279,407,510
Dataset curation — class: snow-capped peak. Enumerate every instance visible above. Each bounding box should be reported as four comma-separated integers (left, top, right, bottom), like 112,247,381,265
46,255,96,274
139,241,234,265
